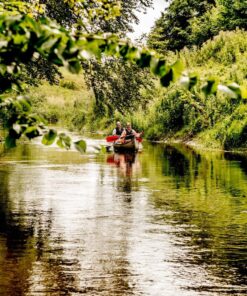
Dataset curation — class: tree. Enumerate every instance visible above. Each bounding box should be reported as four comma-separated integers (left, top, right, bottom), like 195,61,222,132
148,0,247,53
217,0,247,31
147,0,216,53
83,58,153,116
78,0,155,116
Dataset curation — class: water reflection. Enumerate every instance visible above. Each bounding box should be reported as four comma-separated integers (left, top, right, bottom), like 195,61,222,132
107,152,141,195
148,144,247,292
0,170,37,296
0,142,247,295
0,145,137,295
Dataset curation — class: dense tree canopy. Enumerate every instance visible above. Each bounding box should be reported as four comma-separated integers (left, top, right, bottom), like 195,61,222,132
218,0,247,31
148,0,247,53
148,0,216,53
83,58,153,116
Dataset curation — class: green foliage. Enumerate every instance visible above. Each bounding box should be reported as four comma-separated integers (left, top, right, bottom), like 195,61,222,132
144,87,208,140
42,129,57,145
143,29,247,149
224,119,247,149
60,80,78,90
56,132,71,149
74,139,87,153
0,13,181,149
187,30,247,67
147,0,216,52
210,105,247,149
0,0,45,15
28,70,91,130
1,0,153,91
148,0,247,53
217,0,247,31
83,58,154,116
0,0,121,24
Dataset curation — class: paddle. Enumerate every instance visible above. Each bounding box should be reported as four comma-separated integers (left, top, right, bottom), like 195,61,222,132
106,135,143,143
106,135,119,142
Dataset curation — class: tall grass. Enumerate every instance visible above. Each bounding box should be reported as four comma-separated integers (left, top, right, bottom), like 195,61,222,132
28,68,94,132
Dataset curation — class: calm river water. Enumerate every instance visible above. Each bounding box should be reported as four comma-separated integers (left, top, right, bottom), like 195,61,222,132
0,139,247,295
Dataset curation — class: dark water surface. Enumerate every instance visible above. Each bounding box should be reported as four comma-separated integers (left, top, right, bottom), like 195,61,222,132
0,140,247,295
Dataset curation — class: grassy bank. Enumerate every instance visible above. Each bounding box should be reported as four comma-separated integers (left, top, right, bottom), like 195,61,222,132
139,30,247,150
28,68,95,133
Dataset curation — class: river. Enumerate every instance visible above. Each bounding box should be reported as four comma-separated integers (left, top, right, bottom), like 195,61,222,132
0,139,246,295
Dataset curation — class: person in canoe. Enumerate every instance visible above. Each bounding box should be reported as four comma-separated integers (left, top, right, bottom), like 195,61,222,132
112,121,124,136
120,122,143,142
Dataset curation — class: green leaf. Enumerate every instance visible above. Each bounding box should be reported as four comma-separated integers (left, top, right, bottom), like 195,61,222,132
56,133,71,149
136,52,152,68
68,60,81,73
125,47,140,61
151,59,167,76
0,64,7,75
74,140,87,153
13,123,21,134
119,44,129,58
171,60,184,81
188,74,198,90
228,83,241,97
92,145,107,153
202,78,218,96
160,67,173,87
240,86,247,99
42,129,57,145
25,126,40,139
180,74,198,90
100,145,107,153
56,138,64,149
180,75,190,89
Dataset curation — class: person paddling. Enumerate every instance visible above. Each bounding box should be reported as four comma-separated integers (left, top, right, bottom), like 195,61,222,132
120,122,143,141
112,121,124,136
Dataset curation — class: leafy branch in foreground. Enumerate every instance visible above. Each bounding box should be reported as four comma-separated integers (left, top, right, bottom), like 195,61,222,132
0,13,247,149
0,13,182,149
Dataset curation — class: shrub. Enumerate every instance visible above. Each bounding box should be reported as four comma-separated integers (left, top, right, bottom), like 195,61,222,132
224,119,247,149
60,80,79,90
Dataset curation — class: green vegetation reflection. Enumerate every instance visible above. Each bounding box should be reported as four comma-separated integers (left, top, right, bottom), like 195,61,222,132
141,143,247,286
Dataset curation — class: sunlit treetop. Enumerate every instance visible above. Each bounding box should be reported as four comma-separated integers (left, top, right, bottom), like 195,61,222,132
0,0,45,16
0,0,152,35
0,0,121,24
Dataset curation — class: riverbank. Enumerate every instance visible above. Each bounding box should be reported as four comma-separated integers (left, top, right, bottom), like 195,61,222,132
156,133,247,155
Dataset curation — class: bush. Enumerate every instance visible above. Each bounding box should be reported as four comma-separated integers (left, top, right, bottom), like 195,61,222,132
224,119,247,149
60,80,79,90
